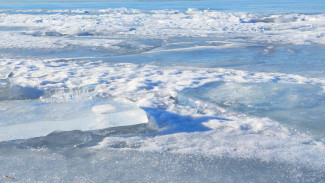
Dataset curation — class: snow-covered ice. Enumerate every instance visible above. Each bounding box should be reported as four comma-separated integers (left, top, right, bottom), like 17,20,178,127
178,81,325,139
1,1,325,182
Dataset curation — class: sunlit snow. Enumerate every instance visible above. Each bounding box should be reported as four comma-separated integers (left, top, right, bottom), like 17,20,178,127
1,0,325,182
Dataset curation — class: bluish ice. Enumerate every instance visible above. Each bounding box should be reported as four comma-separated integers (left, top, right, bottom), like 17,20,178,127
178,81,325,139
0,0,325,182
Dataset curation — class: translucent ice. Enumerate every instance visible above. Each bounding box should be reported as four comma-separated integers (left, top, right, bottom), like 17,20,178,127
178,81,325,139
0,66,12,100
0,82,43,100
0,98,148,141
0,79,10,100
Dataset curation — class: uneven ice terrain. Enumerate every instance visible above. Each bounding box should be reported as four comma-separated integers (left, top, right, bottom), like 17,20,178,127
1,2,325,182
179,81,325,138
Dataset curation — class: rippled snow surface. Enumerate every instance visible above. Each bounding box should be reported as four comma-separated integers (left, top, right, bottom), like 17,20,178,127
1,1,325,182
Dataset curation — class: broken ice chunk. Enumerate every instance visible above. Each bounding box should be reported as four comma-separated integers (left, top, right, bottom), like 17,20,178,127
0,98,148,142
91,99,149,129
0,67,43,100
0,83,44,100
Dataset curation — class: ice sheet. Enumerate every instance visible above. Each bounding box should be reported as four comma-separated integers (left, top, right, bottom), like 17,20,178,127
1,0,325,13
178,81,325,139
0,98,148,141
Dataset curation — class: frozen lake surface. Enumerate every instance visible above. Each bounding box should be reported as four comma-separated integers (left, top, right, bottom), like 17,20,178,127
1,0,325,182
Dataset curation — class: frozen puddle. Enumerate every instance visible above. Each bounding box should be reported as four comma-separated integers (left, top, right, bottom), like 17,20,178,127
178,81,325,139
0,98,148,142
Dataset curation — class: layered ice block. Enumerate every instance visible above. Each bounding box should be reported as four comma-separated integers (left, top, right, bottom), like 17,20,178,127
0,98,148,141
